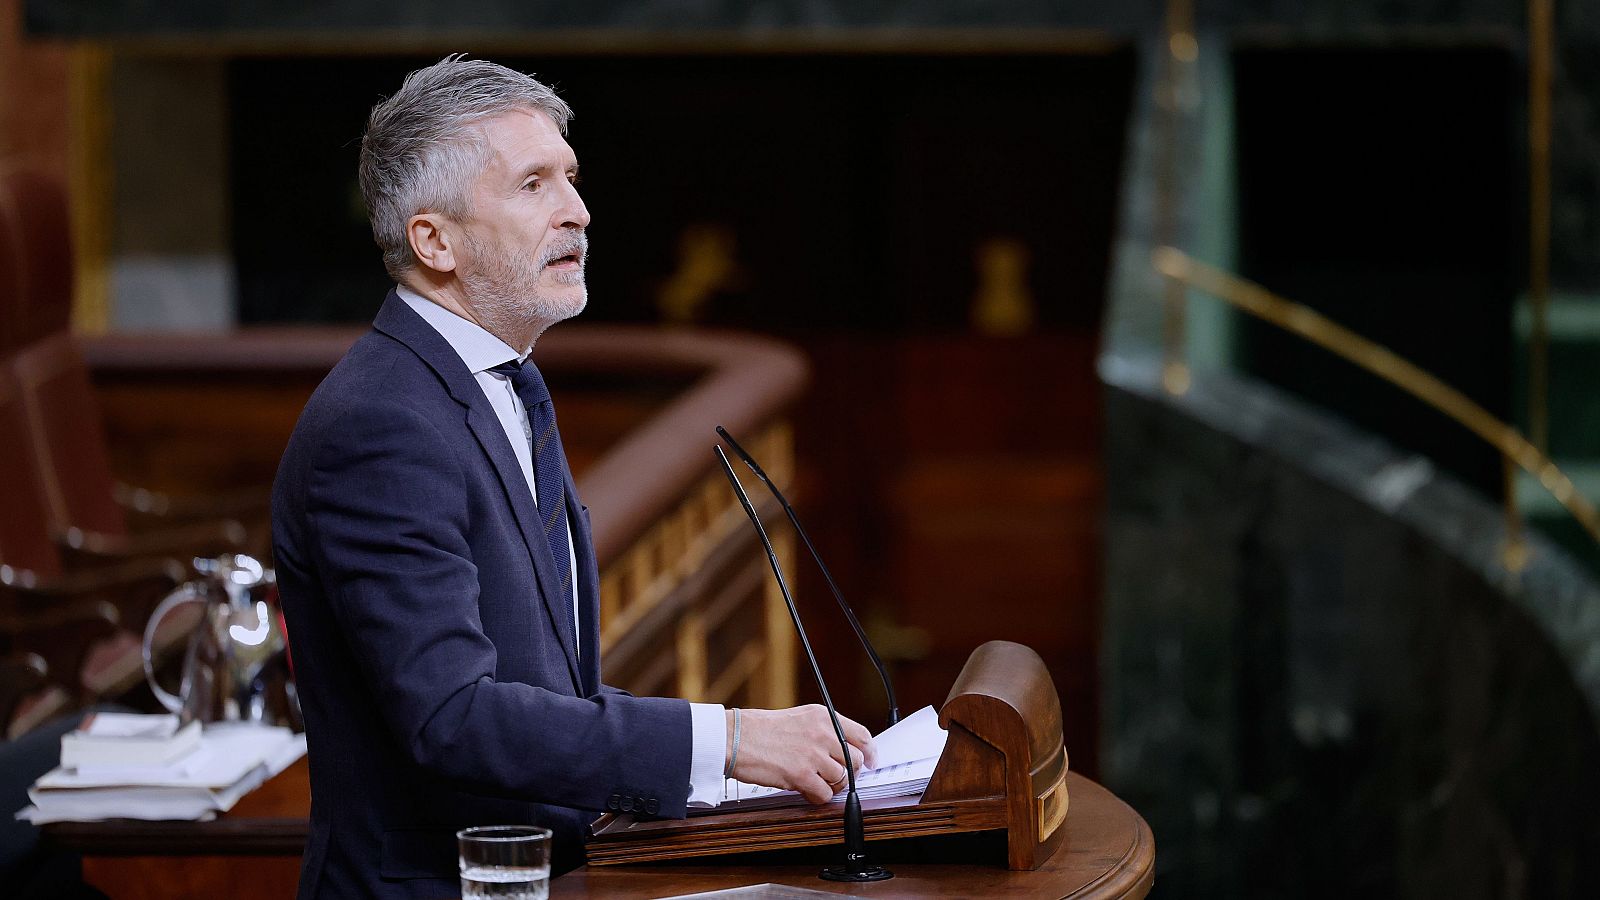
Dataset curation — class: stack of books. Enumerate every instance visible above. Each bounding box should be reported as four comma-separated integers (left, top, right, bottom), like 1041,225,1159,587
17,713,306,824
59,712,203,770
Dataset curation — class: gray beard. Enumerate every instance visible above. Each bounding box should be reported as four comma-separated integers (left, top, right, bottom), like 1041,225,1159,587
460,232,588,346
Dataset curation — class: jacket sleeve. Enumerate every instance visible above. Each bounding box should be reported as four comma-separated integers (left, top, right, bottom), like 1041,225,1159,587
304,400,693,817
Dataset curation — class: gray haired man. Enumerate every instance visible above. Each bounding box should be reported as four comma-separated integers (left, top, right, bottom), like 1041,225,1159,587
272,56,873,898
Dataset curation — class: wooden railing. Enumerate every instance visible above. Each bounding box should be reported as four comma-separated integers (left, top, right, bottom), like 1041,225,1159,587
81,324,807,708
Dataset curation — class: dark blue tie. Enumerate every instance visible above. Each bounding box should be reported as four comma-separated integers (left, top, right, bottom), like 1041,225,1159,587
487,358,574,615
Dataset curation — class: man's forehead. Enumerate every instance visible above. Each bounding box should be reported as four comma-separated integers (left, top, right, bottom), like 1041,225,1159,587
477,108,575,175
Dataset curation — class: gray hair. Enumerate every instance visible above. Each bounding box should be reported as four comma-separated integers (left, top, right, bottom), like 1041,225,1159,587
360,55,573,279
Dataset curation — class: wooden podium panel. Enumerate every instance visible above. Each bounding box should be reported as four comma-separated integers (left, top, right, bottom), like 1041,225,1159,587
556,772,1153,898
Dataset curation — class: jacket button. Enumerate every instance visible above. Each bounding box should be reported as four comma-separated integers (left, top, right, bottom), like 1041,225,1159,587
645,798,659,815
607,794,620,811
621,796,634,812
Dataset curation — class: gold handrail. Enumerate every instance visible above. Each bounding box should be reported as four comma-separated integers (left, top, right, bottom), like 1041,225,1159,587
1528,0,1554,455
1151,246,1600,556
1156,0,1197,397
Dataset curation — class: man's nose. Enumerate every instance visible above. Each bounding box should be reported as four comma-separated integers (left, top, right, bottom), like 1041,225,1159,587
557,182,590,230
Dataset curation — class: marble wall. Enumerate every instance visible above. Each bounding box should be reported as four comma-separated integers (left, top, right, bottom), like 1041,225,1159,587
1102,353,1600,897
1103,20,1600,894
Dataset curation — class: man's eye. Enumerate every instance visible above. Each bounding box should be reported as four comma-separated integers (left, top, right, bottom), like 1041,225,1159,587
568,173,582,187
522,180,540,192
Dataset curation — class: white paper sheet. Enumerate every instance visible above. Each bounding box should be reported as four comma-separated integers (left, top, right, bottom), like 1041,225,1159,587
691,704,948,811
18,726,307,824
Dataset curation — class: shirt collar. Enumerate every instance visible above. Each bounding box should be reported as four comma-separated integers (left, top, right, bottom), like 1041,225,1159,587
395,284,524,373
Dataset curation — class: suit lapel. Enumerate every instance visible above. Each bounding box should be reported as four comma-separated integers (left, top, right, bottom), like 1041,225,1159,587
374,292,583,691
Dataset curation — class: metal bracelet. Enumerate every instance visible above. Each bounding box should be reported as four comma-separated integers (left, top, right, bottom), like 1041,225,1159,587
725,707,742,779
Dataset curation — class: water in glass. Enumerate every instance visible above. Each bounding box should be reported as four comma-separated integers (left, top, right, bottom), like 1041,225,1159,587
460,863,550,900
458,824,552,900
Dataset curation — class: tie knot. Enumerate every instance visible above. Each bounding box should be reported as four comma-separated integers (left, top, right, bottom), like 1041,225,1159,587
487,358,551,406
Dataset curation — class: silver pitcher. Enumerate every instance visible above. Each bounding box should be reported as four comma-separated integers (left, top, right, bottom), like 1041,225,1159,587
141,554,299,727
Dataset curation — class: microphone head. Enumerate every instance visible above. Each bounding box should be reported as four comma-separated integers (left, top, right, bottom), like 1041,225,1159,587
715,425,769,481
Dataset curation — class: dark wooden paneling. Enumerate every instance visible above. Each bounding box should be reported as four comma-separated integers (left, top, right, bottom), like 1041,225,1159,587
785,334,1104,772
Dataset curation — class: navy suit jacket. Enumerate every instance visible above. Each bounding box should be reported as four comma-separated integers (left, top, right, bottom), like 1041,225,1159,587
272,291,692,899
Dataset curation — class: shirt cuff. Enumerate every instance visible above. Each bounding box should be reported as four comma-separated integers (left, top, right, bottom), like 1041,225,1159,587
686,702,728,807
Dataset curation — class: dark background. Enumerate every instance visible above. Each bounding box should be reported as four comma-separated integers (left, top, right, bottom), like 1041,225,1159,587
1233,44,1518,495
228,52,1129,336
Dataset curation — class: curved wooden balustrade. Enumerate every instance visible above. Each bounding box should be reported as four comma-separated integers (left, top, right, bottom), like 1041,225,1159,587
81,323,806,708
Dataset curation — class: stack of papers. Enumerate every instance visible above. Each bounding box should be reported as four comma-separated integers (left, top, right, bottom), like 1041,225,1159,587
18,723,306,824
60,713,202,770
692,705,948,812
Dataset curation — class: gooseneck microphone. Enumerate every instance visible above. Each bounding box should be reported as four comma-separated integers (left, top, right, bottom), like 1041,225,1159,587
714,445,892,882
715,425,900,729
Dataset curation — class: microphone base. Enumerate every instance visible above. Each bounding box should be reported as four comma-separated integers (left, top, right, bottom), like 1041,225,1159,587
820,864,893,882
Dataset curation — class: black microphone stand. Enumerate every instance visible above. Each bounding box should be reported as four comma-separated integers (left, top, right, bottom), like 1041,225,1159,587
715,446,892,882
715,426,900,728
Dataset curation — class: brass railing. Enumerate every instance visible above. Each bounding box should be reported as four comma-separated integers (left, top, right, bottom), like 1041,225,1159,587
1156,0,1198,398
1152,247,1600,565
1528,0,1554,456
1151,0,1586,570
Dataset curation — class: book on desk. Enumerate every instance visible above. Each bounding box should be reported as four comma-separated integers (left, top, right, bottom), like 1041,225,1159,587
22,722,306,824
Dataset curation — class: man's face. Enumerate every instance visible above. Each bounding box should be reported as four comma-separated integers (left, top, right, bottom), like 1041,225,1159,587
455,108,590,342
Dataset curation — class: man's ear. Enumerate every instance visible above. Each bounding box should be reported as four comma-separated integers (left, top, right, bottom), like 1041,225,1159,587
406,213,458,274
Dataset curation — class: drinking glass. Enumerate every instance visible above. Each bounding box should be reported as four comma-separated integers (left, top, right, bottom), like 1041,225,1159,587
457,825,552,900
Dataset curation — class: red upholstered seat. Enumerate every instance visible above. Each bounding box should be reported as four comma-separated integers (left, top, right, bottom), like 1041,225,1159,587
0,164,74,348
0,364,62,578
11,331,131,542
0,165,212,735
0,165,255,562
0,167,28,354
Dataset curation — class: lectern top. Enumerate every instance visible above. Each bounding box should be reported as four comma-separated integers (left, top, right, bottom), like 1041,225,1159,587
940,640,1065,769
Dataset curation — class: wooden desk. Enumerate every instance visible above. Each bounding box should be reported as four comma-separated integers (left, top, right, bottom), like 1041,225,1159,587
47,757,310,899
555,772,1152,899
48,766,1151,900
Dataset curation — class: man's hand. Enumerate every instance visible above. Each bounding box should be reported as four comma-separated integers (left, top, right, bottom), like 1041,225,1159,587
727,705,877,805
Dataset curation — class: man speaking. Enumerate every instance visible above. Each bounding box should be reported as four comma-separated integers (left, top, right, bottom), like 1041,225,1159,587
272,56,873,899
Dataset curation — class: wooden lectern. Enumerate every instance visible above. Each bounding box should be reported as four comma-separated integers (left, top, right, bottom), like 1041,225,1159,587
588,640,1074,871
45,640,1150,899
